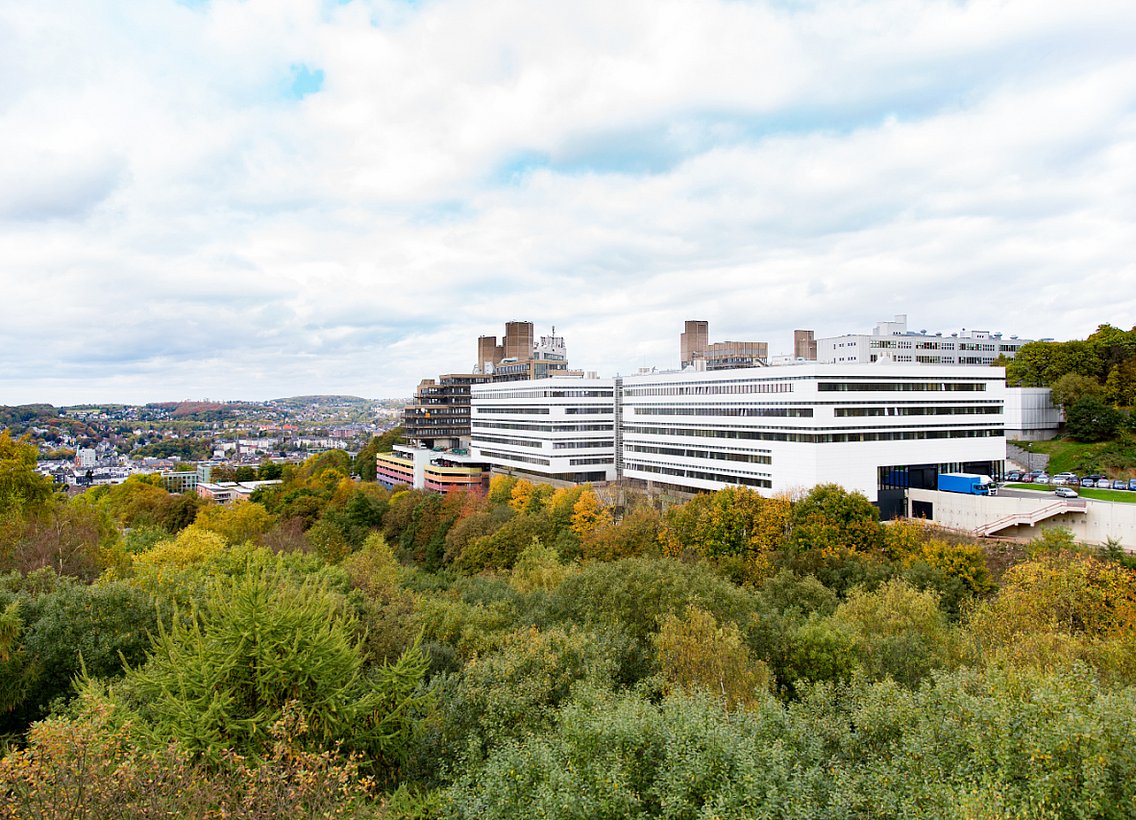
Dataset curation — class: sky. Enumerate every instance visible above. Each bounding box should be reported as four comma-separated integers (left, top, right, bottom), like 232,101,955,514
1,0,1134,406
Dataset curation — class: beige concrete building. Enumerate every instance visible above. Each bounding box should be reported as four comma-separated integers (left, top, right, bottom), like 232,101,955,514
794,329,818,361
681,320,767,369
680,320,709,368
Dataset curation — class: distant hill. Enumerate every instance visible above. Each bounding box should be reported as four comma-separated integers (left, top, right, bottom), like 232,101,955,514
0,404,60,426
271,395,373,407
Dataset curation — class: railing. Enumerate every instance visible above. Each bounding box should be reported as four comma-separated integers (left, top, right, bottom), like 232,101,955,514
975,500,1087,537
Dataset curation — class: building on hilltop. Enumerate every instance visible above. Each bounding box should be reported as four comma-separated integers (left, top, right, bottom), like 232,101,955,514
476,321,580,381
375,445,489,494
818,314,1035,366
404,322,585,452
794,329,818,361
403,373,492,451
680,320,768,370
470,362,1008,519
469,377,618,485
680,321,709,369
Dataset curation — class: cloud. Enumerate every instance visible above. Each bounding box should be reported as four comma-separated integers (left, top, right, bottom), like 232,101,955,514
0,0,1134,404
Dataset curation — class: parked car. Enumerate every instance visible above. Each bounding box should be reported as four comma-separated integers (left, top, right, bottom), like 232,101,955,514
1129,479,1136,491
1021,474,1035,483
1035,473,1050,484
1005,471,1022,482
1096,478,1112,489
1055,486,1079,499
1053,472,1078,485
1112,480,1127,490
1081,477,1097,488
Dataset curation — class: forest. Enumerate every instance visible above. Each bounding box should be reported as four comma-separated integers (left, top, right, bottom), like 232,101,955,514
1,428,1135,817
1006,323,1136,443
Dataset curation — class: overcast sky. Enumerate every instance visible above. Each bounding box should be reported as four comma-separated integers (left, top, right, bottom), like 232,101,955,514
2,0,1134,406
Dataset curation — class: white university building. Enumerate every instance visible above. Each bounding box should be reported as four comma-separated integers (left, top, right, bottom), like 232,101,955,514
818,314,1036,367
470,363,1008,517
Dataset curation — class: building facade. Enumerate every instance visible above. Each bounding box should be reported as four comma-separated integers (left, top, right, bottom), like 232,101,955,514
621,363,1005,512
403,373,493,450
680,320,768,369
470,363,1007,514
405,322,582,451
819,314,1035,366
1003,387,1061,441
680,320,709,368
469,378,618,483
375,445,489,494
794,329,818,361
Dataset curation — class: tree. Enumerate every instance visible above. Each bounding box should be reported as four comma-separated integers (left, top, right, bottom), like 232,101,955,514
654,604,770,710
192,500,276,547
569,488,611,541
510,538,573,593
1049,372,1104,408
1086,323,1136,381
580,504,661,562
1104,359,1136,407
1005,340,1101,387
0,431,54,516
832,578,958,688
659,486,777,559
353,436,382,481
788,484,883,554
102,562,429,771
0,578,164,733
1065,395,1122,442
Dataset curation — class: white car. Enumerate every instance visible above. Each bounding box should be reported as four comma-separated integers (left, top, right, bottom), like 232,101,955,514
1055,486,1079,499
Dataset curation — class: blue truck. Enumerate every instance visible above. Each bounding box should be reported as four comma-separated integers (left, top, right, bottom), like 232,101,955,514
937,472,996,495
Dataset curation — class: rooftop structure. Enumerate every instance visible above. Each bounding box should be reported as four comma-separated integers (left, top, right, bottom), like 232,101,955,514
818,314,1035,367
680,320,768,370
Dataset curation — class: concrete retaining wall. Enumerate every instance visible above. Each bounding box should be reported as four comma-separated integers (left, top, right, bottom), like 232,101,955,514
908,488,1136,550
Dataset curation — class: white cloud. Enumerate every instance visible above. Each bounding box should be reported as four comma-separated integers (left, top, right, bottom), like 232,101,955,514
0,0,1134,404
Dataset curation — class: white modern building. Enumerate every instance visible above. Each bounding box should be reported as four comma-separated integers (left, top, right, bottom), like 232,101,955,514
621,363,1006,513
469,378,618,483
819,314,1035,366
471,364,1007,516
1003,387,1061,441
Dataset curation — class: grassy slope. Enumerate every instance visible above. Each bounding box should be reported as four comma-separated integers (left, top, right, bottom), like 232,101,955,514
1003,483,1136,504
1011,435,1136,477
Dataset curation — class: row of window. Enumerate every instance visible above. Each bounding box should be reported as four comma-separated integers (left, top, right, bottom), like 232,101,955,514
475,389,613,399
817,382,988,392
472,421,614,433
552,440,615,450
625,461,772,489
631,406,813,418
476,449,551,466
476,407,550,414
834,406,1000,417
472,434,614,450
624,425,1004,443
474,405,611,415
864,339,1020,352
623,382,792,397
569,457,615,466
624,443,772,465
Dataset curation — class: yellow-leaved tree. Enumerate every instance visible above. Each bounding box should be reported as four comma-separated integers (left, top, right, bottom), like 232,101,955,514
654,604,770,710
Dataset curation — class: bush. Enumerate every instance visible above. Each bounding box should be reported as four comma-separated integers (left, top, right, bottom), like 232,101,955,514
101,561,428,775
